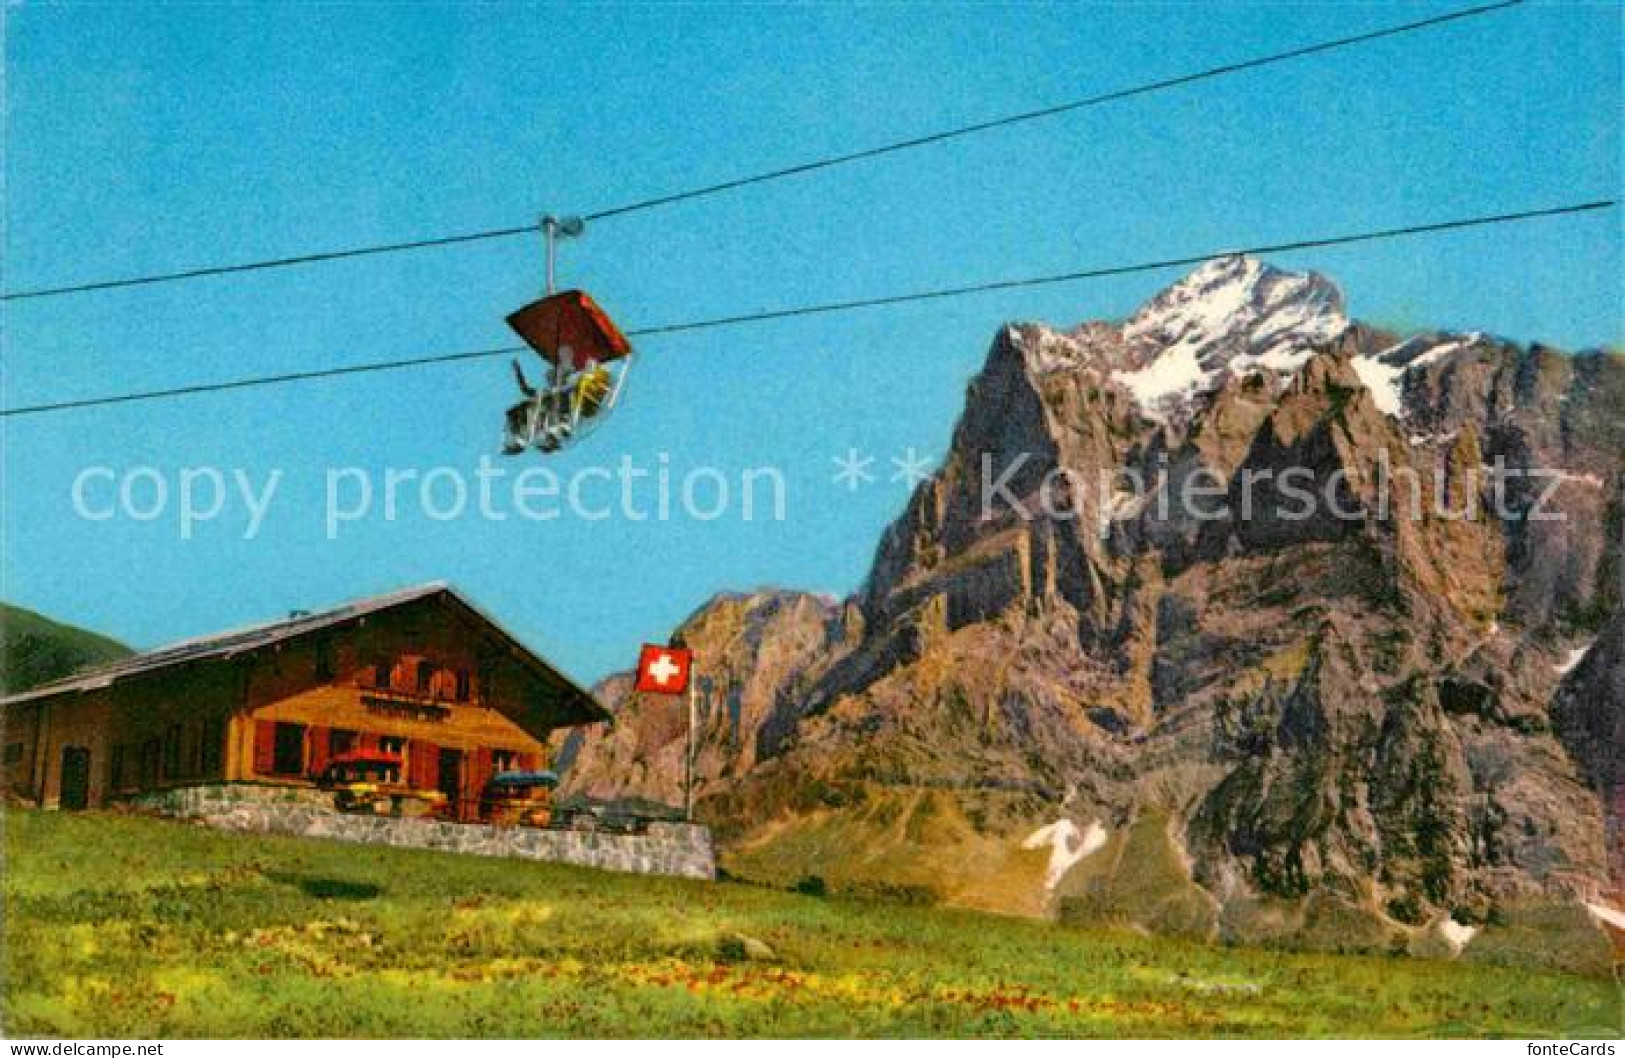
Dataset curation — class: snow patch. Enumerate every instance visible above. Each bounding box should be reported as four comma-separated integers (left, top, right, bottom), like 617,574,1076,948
1022,819,1108,891
1545,470,1607,490
1407,430,1459,447
1584,902,1625,932
1405,338,1468,372
1111,344,1211,422
1554,643,1594,676
1352,334,1478,419
1231,340,1316,375
1436,917,1479,953
1351,354,1406,416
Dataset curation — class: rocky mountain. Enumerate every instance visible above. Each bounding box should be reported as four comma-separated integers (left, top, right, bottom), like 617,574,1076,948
560,257,1622,969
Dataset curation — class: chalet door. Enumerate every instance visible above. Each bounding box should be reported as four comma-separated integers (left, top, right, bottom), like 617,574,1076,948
59,747,91,810
438,749,463,817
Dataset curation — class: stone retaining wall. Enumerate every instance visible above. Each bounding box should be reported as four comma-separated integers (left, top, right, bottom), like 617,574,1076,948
128,783,715,881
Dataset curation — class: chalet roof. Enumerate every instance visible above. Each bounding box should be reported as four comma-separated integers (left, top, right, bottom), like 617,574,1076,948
1,583,609,730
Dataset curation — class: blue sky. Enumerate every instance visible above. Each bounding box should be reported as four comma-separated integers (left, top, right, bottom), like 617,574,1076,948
3,1,1619,683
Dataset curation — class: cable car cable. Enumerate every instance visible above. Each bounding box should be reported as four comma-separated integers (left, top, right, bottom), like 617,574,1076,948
579,0,1524,225
0,0,1523,303
0,196,1610,419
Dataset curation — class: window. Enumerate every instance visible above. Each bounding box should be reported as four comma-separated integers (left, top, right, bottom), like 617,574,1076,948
379,735,407,758
314,638,334,681
329,729,357,757
272,723,306,776
415,660,434,694
108,745,126,790
492,749,518,774
454,669,472,702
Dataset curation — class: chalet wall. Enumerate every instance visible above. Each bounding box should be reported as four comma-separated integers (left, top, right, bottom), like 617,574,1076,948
130,783,716,881
3,702,42,797
227,609,561,807
238,603,579,736
12,692,117,808
45,693,114,808
247,687,542,755
105,667,240,794
240,684,544,796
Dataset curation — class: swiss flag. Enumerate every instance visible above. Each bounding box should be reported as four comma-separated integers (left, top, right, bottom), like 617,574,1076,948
635,644,693,695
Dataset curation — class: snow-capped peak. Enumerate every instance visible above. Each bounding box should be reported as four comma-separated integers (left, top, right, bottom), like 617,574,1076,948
1110,256,1348,422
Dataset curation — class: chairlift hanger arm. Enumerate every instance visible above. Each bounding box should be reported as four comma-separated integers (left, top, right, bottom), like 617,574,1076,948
542,214,586,295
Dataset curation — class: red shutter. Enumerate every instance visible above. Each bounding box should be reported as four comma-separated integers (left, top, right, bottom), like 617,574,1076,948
409,742,439,790
517,752,538,772
358,731,378,753
306,726,330,777
253,720,277,776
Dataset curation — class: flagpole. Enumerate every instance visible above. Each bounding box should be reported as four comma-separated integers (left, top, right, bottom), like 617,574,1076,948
684,681,696,822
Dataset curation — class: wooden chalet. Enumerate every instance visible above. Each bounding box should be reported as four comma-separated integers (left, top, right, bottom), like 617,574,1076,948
1,583,608,817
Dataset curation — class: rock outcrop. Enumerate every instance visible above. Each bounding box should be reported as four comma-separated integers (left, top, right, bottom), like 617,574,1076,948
1552,610,1625,889
560,257,1623,965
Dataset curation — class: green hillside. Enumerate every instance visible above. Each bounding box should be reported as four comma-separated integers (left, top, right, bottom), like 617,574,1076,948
4,810,1617,1038
0,603,131,695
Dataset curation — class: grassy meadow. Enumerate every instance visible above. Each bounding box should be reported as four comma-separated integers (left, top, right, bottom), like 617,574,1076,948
3,809,1619,1038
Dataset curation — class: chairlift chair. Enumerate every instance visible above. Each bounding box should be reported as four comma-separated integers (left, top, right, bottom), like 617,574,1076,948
501,217,635,455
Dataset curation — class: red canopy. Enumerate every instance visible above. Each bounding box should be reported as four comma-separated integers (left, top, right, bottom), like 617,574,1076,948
507,290,632,371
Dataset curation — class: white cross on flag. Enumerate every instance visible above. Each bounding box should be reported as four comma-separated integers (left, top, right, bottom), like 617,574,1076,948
634,644,693,695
